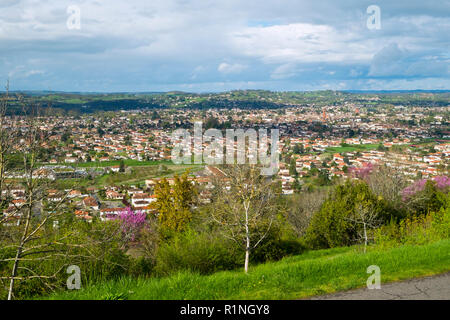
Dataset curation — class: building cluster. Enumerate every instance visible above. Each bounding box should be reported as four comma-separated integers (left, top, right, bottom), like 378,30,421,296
1,102,448,222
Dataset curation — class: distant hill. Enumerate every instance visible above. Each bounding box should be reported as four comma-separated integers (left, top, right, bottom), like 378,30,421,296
1,90,448,115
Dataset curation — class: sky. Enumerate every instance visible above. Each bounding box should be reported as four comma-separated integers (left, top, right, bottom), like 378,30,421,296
0,0,449,92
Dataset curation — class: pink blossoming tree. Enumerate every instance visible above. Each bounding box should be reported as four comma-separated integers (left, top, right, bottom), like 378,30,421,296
402,176,450,201
115,207,147,243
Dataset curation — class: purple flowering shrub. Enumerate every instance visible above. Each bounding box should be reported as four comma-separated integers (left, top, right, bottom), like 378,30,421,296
349,163,374,180
402,176,450,201
115,207,147,242
435,176,450,190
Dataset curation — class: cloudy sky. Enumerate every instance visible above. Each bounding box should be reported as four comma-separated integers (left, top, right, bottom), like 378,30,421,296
0,0,449,92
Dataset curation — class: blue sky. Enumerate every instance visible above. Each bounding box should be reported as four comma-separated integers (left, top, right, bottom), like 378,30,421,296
0,0,449,92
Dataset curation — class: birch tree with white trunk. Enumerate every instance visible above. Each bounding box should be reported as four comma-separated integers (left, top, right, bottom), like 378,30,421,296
209,165,280,273
0,102,125,300
347,204,382,253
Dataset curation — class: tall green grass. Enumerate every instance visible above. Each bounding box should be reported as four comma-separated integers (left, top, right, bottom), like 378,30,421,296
43,239,450,300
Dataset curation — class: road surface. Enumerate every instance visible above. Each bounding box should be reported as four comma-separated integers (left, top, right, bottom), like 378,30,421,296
311,272,450,300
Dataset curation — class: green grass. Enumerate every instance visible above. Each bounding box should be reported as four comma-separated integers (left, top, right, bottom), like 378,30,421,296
325,143,379,154
44,163,203,188
61,159,172,168
43,239,450,300
94,164,203,186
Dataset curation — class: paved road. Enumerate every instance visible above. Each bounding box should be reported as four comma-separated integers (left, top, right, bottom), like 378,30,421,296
311,272,450,300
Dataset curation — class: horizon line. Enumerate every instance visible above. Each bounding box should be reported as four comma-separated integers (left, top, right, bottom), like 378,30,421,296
2,89,450,95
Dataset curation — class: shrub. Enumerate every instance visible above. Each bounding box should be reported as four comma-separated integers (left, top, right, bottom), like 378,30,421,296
304,180,392,249
402,176,450,200
128,256,154,277
154,229,242,276
154,225,305,277
374,193,450,248
251,236,305,263
402,176,449,215
0,218,132,299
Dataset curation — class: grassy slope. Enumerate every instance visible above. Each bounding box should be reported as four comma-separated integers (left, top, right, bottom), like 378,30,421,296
45,239,450,300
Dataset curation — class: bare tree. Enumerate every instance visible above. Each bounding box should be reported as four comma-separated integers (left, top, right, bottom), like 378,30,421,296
347,203,383,253
0,103,126,300
0,81,16,223
2,103,69,299
286,189,329,237
209,165,280,273
366,165,407,209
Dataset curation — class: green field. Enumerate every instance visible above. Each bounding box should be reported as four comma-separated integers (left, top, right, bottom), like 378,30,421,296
48,163,204,189
95,164,204,186
43,239,450,300
325,143,380,154
47,159,173,168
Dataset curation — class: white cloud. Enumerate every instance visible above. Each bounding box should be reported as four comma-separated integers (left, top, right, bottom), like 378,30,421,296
369,43,449,77
270,63,299,79
230,23,375,64
217,62,247,74
24,69,44,77
0,0,448,91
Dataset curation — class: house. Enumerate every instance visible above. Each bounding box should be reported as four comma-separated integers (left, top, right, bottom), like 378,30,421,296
303,162,312,170
137,205,157,214
2,208,21,226
127,188,144,196
333,153,344,162
83,196,99,210
86,186,98,193
110,165,121,173
131,193,156,208
74,210,92,222
9,199,25,209
199,190,212,204
99,207,125,221
145,179,157,188
5,186,26,199
106,190,123,200
68,190,82,198
48,190,63,202
9,186,26,195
